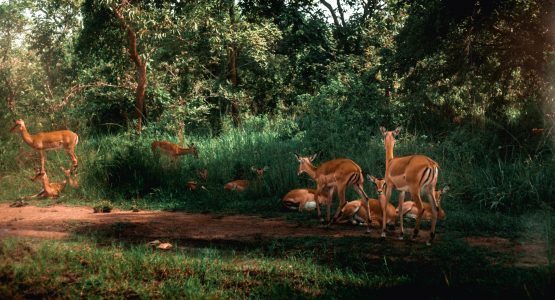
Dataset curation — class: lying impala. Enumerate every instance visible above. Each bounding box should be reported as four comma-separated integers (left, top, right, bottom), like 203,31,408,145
398,186,449,220
10,119,79,175
151,141,199,160
28,169,66,199
61,167,79,189
335,176,396,227
282,188,331,212
223,166,268,191
186,168,209,191
380,126,441,245
295,153,372,232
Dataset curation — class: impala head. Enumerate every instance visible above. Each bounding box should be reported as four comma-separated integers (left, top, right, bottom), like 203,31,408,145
31,168,47,182
367,175,386,196
186,180,199,191
197,168,208,181
10,119,25,133
379,126,402,146
251,166,269,178
294,153,317,176
60,167,71,177
189,143,199,159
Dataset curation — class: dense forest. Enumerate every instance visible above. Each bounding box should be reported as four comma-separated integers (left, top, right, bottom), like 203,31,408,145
0,0,553,297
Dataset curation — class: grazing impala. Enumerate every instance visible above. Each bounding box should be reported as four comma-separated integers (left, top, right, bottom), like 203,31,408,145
282,188,331,212
223,166,268,192
151,141,199,161
336,176,396,227
10,119,79,174
28,169,66,199
399,186,449,220
294,153,372,232
61,167,79,189
380,126,441,245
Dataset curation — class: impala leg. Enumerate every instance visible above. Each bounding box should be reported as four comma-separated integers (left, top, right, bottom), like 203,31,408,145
331,185,346,226
426,186,438,246
39,150,46,174
411,188,424,240
382,185,392,238
314,186,324,223
398,191,406,240
354,184,371,233
66,147,78,174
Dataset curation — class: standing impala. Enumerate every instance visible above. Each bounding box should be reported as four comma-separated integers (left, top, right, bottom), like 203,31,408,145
10,119,79,174
151,141,199,161
380,126,441,245
294,153,372,232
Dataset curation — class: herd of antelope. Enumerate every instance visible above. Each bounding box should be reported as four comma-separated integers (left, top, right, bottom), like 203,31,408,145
10,119,447,245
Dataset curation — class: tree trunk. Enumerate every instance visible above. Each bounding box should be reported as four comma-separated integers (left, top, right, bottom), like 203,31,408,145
114,0,147,133
227,2,241,127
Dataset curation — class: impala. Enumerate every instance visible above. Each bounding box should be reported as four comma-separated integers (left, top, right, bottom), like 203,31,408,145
399,186,449,220
187,168,209,191
380,126,441,245
28,169,66,199
335,176,396,227
151,141,199,160
197,168,208,181
282,188,332,212
294,153,371,232
223,166,268,191
10,119,79,174
61,167,79,189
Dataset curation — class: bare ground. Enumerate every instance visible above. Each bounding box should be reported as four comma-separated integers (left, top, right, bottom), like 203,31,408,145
0,203,550,267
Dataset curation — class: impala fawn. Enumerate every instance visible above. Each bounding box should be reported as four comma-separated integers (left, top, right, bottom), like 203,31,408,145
186,168,209,191
223,166,268,191
282,188,332,212
335,176,396,227
28,169,67,199
398,186,449,220
61,167,79,189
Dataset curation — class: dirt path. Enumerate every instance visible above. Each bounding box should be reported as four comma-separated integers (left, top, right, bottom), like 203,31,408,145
0,203,372,241
0,203,550,267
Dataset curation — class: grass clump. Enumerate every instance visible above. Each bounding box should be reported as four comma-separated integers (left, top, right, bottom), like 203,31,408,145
93,200,113,213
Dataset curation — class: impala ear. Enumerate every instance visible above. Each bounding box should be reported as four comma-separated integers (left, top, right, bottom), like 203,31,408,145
309,153,318,162
442,186,449,193
250,166,257,172
263,166,269,171
393,126,402,135
379,126,387,136
294,153,301,162
367,175,377,182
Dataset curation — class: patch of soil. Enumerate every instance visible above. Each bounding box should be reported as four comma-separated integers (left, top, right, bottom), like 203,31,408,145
0,204,550,267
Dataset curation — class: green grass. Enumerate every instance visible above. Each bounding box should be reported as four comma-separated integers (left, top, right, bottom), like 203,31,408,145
0,232,552,299
0,116,553,298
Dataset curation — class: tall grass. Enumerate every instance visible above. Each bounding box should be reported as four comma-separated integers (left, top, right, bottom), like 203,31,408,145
0,115,553,222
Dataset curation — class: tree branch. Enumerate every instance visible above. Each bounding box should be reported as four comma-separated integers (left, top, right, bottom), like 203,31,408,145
319,0,341,29
336,0,346,28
